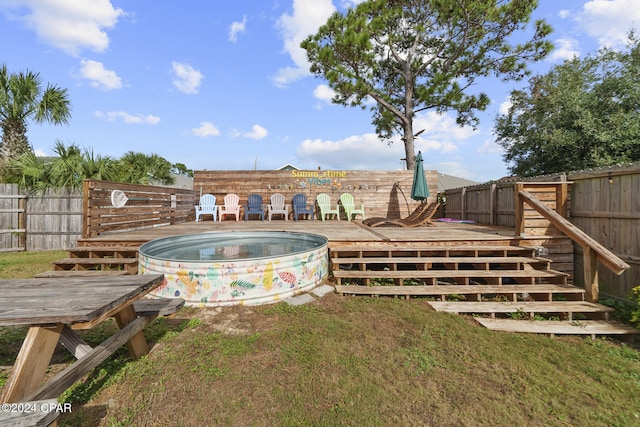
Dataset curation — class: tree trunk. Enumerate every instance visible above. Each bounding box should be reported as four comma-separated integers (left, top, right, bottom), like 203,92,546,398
403,125,416,171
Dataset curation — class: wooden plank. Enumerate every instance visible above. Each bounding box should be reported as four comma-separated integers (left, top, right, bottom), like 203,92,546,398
0,324,64,403
331,256,549,266
335,284,585,296
133,298,185,317
33,270,130,278
427,301,613,314
0,399,60,426
59,324,93,359
52,257,138,266
332,269,567,279
476,318,639,335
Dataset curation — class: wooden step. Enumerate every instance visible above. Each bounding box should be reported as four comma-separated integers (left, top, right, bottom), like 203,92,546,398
330,245,535,257
34,270,130,278
335,284,585,301
332,269,568,285
475,318,639,337
427,301,613,320
134,298,185,317
66,246,138,259
76,239,146,248
52,257,138,274
332,256,552,269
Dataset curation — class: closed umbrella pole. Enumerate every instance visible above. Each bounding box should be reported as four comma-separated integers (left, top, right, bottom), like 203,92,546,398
411,151,429,201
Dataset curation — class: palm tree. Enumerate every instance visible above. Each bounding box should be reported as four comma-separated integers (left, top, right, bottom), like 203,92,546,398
7,141,117,191
0,64,71,178
116,151,175,185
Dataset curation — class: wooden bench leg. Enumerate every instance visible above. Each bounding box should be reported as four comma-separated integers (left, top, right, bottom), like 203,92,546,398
114,304,149,359
0,324,64,403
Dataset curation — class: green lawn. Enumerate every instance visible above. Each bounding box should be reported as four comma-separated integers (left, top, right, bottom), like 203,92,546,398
1,251,639,426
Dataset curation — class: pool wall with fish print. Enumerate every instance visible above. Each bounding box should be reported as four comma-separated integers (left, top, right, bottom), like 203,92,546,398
138,231,329,306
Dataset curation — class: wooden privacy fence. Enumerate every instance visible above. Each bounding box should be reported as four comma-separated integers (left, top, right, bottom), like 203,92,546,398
0,184,82,251
444,164,640,300
194,169,438,220
568,164,640,299
83,180,198,238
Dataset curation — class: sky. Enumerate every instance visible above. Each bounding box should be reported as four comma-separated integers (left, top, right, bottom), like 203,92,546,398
1,0,638,183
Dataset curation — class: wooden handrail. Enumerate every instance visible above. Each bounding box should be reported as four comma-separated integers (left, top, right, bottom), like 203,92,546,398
519,189,630,301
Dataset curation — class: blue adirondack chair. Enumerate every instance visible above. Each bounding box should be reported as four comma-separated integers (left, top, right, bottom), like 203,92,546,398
244,194,265,221
292,193,315,221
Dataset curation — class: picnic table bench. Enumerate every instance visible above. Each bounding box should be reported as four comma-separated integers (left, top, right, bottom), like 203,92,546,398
0,274,184,405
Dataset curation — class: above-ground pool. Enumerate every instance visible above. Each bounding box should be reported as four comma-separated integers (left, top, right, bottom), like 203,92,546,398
138,231,329,306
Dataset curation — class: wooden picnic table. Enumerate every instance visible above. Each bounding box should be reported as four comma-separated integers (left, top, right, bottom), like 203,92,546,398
0,274,180,404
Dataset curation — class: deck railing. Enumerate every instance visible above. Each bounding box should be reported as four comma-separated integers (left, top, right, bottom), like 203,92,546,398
517,186,630,302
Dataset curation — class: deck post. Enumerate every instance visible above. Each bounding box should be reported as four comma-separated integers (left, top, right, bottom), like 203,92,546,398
583,246,599,302
514,183,524,236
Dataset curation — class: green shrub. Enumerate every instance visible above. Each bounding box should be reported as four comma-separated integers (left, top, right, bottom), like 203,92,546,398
629,286,640,329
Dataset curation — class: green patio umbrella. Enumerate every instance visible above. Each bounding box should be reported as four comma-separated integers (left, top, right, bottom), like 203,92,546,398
411,151,429,201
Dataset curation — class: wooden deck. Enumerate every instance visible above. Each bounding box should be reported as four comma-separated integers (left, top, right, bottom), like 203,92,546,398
62,219,639,338
78,219,519,246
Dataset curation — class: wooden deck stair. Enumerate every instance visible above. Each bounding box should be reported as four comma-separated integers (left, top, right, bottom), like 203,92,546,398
34,246,140,278
331,243,636,337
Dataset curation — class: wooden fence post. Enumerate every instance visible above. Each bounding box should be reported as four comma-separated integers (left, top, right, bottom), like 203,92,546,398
18,197,26,250
489,183,496,225
460,187,466,220
556,182,568,218
82,180,90,238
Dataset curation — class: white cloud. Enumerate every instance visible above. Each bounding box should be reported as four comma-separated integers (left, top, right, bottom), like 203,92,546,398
499,98,512,116
297,133,406,170
0,0,125,56
228,15,247,42
172,62,203,94
296,111,476,170
579,0,640,48
33,148,48,157
190,121,220,137
313,84,335,104
548,38,580,62
412,111,475,144
558,10,571,19
94,111,160,124
477,139,503,155
78,60,122,90
273,0,336,87
243,124,268,140
431,161,477,180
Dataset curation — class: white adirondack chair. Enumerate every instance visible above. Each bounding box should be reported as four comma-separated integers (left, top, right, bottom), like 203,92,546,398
268,193,289,221
195,194,217,222
219,193,240,221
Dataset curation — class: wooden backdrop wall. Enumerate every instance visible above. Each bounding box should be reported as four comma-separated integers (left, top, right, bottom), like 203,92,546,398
193,169,438,220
